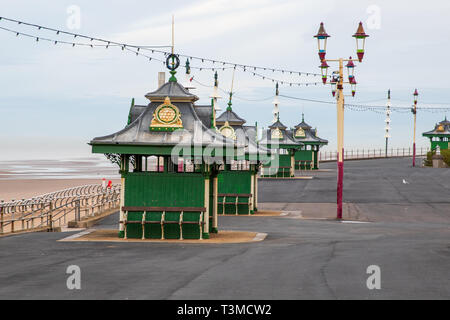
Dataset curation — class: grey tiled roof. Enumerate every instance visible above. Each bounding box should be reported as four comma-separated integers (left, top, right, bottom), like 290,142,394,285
91,82,235,148
128,104,147,124
216,109,246,125
423,117,450,136
268,119,287,130
145,81,199,102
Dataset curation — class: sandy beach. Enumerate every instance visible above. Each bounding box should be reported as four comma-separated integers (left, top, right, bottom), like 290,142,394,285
0,157,120,202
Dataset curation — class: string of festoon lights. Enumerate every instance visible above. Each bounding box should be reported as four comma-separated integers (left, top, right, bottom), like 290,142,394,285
0,16,325,87
279,94,450,114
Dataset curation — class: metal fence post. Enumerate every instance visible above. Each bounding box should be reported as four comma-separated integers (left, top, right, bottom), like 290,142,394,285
0,205,3,234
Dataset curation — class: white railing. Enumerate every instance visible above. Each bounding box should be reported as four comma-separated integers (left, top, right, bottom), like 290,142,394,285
0,184,121,235
319,147,430,162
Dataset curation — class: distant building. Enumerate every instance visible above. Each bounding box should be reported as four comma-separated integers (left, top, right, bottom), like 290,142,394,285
291,114,328,170
422,117,450,150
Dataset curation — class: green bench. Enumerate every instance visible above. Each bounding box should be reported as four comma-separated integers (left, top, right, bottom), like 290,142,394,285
261,166,291,177
295,160,313,170
121,206,206,240
218,193,252,215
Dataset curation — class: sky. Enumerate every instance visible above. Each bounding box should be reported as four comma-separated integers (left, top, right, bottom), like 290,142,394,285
0,0,449,160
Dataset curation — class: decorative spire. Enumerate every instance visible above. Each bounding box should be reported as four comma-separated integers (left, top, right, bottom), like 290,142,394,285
272,82,280,123
302,112,305,122
227,68,236,111
227,92,233,111
185,59,190,75
167,15,178,82
127,97,135,125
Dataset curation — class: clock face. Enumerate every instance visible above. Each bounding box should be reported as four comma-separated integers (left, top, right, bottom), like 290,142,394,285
271,128,282,139
221,127,233,137
156,106,178,124
295,127,306,138
157,107,177,123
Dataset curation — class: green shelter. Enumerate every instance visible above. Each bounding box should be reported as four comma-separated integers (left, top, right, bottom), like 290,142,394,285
291,114,328,170
422,117,450,150
259,116,303,178
90,61,246,240
214,96,265,215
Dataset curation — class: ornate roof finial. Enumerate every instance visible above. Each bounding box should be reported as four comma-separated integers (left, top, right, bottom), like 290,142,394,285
227,92,233,111
302,112,304,122
388,89,391,99
227,68,236,111
167,15,179,82
185,59,190,75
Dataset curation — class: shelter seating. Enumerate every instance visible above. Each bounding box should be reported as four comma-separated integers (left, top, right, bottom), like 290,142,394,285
218,193,252,215
261,166,291,178
295,160,313,170
121,206,206,240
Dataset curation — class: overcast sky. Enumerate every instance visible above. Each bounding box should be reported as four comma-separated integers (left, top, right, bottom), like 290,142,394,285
0,0,449,160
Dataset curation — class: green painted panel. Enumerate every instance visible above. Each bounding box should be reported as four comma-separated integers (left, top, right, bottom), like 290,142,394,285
294,150,313,161
217,171,252,214
164,211,181,239
218,171,252,194
182,212,202,239
124,172,204,207
126,211,143,239
123,172,205,239
431,141,449,150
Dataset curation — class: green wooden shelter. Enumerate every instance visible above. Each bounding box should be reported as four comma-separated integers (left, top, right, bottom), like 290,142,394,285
214,95,265,215
422,117,450,150
90,61,246,240
291,114,328,170
259,116,303,177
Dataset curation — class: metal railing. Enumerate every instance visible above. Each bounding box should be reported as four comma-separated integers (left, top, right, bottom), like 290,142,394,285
319,147,430,162
0,184,120,235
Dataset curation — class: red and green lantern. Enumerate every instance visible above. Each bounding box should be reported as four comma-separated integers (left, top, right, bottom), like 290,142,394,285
320,60,329,84
352,22,369,62
314,22,330,61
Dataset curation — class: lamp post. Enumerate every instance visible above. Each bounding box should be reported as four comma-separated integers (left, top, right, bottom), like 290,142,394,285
314,22,368,219
412,89,419,166
272,83,280,123
385,89,391,157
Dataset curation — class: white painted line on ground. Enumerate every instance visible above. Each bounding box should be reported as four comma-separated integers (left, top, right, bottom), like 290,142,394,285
340,220,371,224
60,227,86,232
253,233,267,241
59,228,94,241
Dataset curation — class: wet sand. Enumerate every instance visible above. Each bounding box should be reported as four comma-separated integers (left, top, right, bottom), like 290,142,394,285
0,158,120,202
0,178,120,202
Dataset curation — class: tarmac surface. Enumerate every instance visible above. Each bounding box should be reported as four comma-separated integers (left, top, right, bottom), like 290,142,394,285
0,157,449,299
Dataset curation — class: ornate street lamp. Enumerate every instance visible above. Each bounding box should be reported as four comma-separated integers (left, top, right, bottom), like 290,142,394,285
314,22,330,61
385,89,391,157
411,88,419,166
353,22,369,62
272,82,280,123
314,22,369,220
